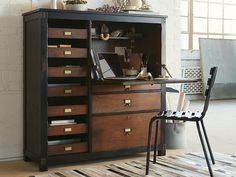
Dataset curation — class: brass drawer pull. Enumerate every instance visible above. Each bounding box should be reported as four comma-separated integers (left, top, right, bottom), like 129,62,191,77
64,89,72,94
64,108,72,113
124,99,131,107
124,128,132,135
64,50,72,55
64,146,72,151
64,70,72,75
64,31,72,36
64,127,72,132
124,85,131,91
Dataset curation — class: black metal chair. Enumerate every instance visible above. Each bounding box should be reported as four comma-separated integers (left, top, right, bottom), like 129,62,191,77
146,66,218,177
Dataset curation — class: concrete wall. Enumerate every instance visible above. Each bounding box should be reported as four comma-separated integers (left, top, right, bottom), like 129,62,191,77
0,0,180,160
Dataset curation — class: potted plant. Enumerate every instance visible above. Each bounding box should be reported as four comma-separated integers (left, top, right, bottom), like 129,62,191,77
64,0,88,11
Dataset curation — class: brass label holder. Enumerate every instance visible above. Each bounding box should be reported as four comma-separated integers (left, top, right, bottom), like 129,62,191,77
124,128,132,135
64,70,72,75
64,146,72,151
64,50,72,55
124,99,131,107
124,85,131,91
64,127,72,132
64,108,72,113
64,89,72,94
64,31,72,36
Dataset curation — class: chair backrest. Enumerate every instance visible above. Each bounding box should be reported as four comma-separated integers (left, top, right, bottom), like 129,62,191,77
202,66,218,118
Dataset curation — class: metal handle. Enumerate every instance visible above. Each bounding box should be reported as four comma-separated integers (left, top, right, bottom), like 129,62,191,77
64,70,72,75
64,108,72,113
64,31,72,36
64,127,72,132
64,146,72,151
64,50,72,55
124,99,131,107
64,89,72,94
124,128,132,135
124,85,131,91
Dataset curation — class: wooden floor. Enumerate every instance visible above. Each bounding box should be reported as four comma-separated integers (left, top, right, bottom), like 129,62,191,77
0,150,184,177
1,150,236,177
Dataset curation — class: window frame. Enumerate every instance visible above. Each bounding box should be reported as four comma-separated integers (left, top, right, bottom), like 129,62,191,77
181,0,236,50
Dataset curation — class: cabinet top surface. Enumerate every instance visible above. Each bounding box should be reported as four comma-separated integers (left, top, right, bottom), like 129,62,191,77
22,8,167,21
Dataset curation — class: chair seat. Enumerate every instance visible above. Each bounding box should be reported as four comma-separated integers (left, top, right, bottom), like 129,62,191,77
156,110,202,121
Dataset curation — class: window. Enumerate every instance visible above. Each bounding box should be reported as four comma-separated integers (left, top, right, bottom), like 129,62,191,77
181,0,236,50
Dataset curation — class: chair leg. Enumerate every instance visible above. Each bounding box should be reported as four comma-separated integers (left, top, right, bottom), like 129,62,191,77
146,118,155,175
153,120,159,164
196,121,214,177
200,120,215,165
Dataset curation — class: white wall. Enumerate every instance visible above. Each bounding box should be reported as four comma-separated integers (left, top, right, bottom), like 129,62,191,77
0,0,180,160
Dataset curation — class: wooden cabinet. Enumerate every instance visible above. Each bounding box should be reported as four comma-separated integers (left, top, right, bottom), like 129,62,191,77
23,9,167,171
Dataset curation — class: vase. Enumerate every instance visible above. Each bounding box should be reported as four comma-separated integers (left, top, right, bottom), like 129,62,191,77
129,0,142,9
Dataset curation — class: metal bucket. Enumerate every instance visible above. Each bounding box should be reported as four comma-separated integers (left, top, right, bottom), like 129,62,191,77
165,122,186,149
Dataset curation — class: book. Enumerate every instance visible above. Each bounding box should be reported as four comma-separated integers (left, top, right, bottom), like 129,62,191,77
48,138,81,146
48,45,58,48
58,44,71,48
50,119,75,126
122,10,160,15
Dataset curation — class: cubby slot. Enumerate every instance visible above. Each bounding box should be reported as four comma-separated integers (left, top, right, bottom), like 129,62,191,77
48,96,87,106
48,77,87,84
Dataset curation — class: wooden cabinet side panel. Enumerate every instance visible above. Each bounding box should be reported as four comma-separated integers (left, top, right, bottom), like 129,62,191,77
25,18,47,158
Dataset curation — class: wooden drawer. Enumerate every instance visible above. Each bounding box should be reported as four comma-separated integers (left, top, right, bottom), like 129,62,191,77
48,48,87,58
48,85,87,97
48,105,87,117
48,142,88,156
48,123,87,136
92,113,157,152
48,28,88,39
92,92,161,114
92,84,161,93
48,66,87,77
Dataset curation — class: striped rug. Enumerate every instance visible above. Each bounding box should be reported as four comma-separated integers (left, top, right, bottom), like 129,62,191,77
32,152,236,177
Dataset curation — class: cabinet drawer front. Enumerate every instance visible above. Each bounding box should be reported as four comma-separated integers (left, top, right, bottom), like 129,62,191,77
48,28,88,39
48,105,87,117
48,48,87,58
48,66,87,77
92,92,161,114
48,85,87,97
48,123,87,136
48,142,88,156
92,113,157,152
92,84,161,93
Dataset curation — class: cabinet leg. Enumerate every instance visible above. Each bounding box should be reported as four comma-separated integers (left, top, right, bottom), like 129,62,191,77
23,156,31,162
39,158,48,172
